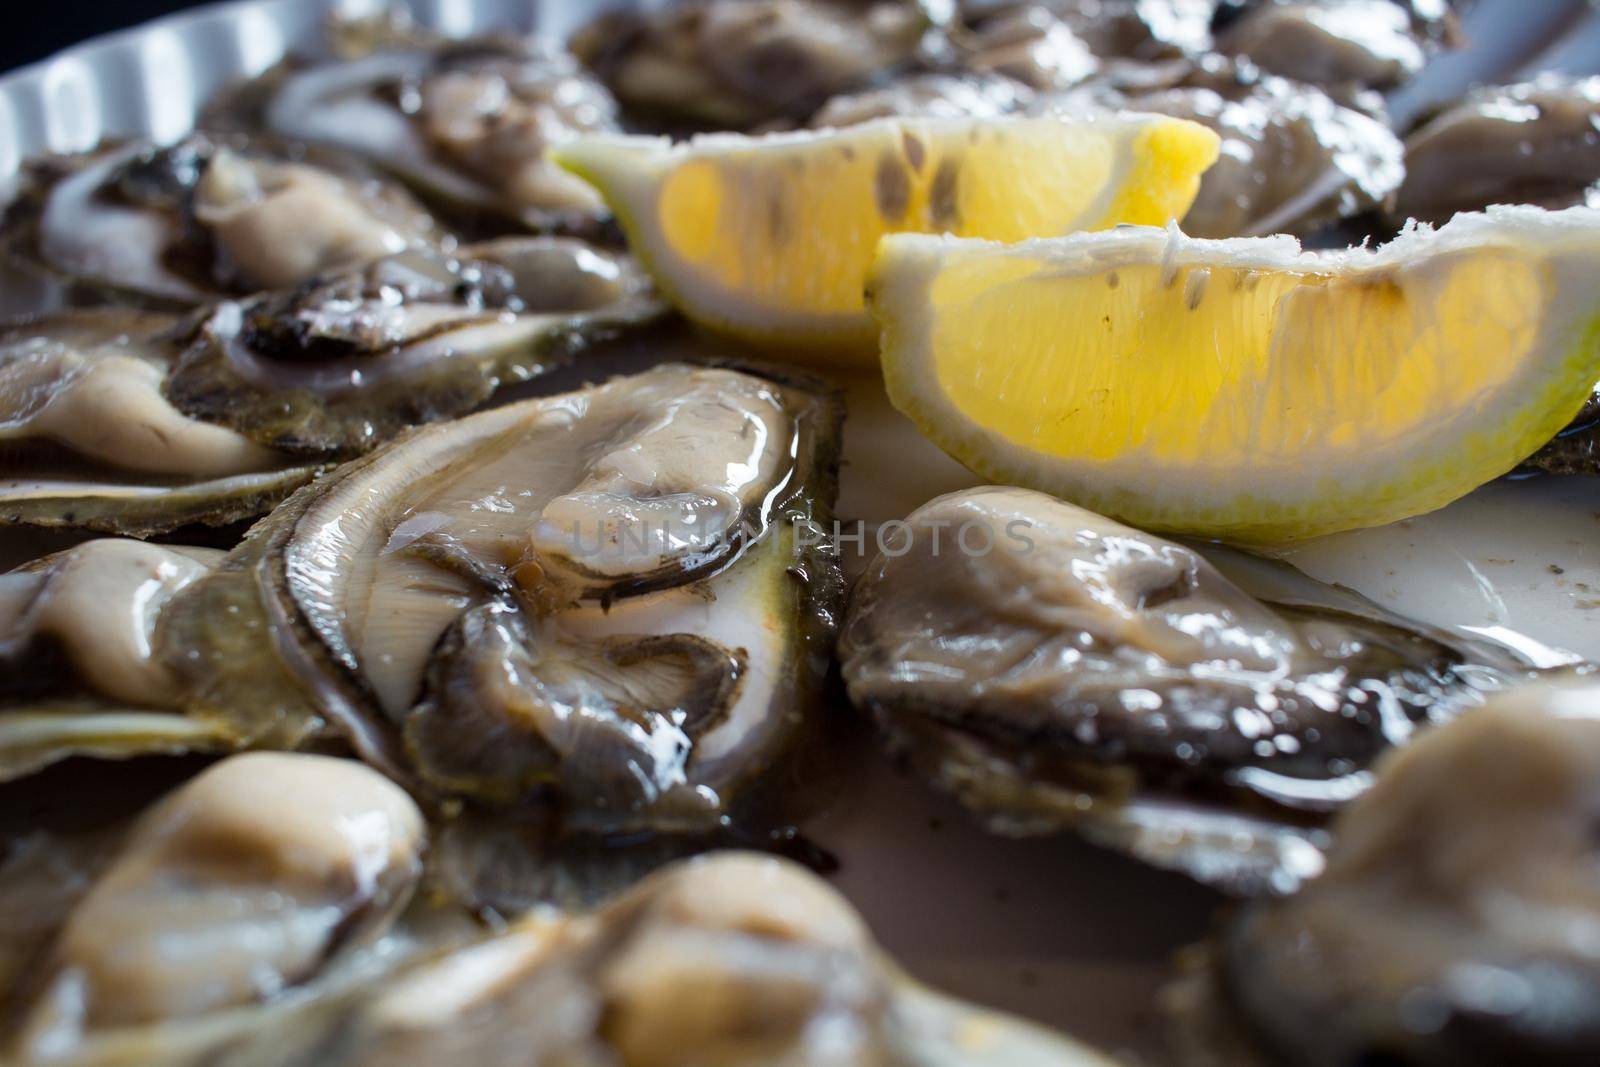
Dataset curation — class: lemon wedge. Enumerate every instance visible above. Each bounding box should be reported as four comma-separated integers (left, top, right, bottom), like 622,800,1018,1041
870,206,1600,542
555,114,1219,358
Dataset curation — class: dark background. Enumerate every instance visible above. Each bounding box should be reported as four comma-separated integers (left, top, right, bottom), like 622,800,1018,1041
1,0,208,73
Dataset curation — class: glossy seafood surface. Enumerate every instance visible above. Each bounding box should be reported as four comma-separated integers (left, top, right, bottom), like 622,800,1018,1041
1171,681,1600,1067
840,487,1560,891
1,363,846,836
0,310,322,535
3,135,444,306
6,1,1600,1064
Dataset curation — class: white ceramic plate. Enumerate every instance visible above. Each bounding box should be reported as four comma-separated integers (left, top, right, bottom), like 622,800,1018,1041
4,1,1600,1061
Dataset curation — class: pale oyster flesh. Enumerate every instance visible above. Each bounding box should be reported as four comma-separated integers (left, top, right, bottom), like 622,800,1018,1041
0,310,321,536
3,839,1116,1066
213,853,1118,1067
165,237,663,457
4,364,843,842
4,136,443,306
215,32,619,233
8,753,425,1064
0,539,327,779
1171,680,1600,1067
839,487,1561,893
221,362,843,829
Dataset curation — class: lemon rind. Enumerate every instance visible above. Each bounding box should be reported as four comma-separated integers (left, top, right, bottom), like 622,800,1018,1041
873,206,1600,542
556,114,1219,359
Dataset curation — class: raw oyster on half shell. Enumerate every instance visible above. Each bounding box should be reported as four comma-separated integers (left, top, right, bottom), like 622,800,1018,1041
840,487,1568,893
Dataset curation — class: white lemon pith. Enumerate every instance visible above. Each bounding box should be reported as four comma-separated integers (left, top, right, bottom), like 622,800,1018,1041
555,114,1220,356
870,205,1600,542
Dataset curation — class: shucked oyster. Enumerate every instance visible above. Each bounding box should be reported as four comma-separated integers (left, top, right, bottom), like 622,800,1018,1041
6,752,427,1064
1216,0,1433,95
0,310,320,536
1396,75,1600,227
208,30,617,234
839,487,1562,893
0,539,329,777
4,135,444,307
570,0,938,130
960,0,1216,61
166,237,662,456
1,239,654,532
1039,56,1404,237
1,365,844,843
1169,680,1600,1067
219,853,1116,1067
948,3,1099,92
231,362,844,828
5,835,1112,1066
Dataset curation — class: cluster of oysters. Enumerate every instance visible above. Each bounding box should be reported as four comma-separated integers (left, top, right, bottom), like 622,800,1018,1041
5,1,1600,1065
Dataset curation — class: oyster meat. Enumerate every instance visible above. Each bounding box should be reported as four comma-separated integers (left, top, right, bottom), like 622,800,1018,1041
839,487,1562,892
950,3,1099,91
1040,56,1404,237
209,31,618,233
1,364,844,844
8,752,425,1063
0,310,320,536
166,237,663,456
1217,0,1432,94
570,0,937,130
217,853,1118,1067
1171,680,1600,1067
1396,75,1600,227
0,538,331,778
4,135,444,307
956,0,1217,61
234,362,844,829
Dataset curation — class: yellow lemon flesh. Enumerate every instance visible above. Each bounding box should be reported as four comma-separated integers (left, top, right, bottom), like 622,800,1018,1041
870,206,1600,542
555,115,1220,358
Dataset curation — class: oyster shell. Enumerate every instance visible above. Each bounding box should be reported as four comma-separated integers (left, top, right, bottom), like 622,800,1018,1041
0,309,321,536
570,0,938,130
1169,680,1600,1067
839,487,1565,893
7,752,426,1063
2,364,845,841
1396,75,1600,227
165,237,663,457
208,29,619,234
3,135,444,308
1039,56,1404,237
